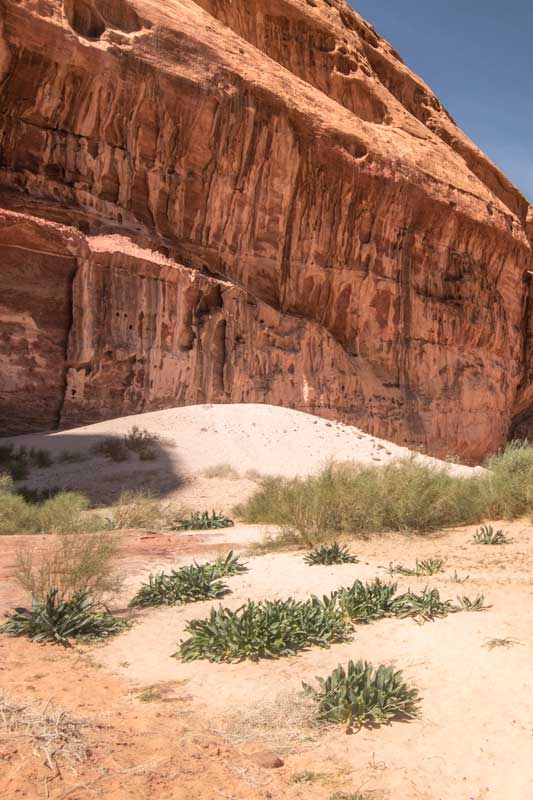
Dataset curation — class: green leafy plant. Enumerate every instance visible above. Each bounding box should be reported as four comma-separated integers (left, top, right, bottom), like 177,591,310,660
472,525,511,545
94,438,130,463
0,589,127,646
204,551,248,579
177,597,351,662
332,578,398,623
455,594,490,612
387,558,446,576
129,565,229,608
449,570,470,583
304,543,358,566
392,588,457,622
304,660,420,730
173,510,234,530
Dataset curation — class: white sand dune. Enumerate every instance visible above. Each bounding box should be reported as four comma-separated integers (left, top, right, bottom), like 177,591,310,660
6,403,480,479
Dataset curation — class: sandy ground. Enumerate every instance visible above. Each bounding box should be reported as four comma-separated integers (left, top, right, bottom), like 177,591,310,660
2,520,533,800
2,404,482,507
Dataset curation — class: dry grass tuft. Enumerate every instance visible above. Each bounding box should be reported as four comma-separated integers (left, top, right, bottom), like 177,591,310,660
0,694,90,773
202,464,241,480
219,691,319,754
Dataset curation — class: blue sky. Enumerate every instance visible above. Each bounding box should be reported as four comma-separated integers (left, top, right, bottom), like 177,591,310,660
351,0,533,202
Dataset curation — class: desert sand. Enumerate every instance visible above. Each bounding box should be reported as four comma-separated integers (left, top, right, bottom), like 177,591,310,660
3,404,482,508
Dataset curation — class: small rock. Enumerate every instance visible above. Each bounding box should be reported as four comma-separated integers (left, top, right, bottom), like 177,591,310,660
250,750,284,769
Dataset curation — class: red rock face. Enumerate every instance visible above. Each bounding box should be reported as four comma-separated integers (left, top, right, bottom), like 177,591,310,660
0,0,531,459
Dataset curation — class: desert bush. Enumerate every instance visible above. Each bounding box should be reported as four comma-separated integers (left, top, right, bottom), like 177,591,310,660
57,450,88,464
304,543,358,566
472,525,511,545
94,438,130,462
304,659,420,729
387,557,446,576
173,510,234,530
28,448,53,468
124,426,159,460
178,597,351,662
0,473,13,494
14,530,121,602
203,464,241,480
332,578,398,622
129,565,230,608
110,490,167,530
0,445,30,481
0,588,127,646
0,488,106,535
481,440,533,518
237,459,484,541
15,486,62,504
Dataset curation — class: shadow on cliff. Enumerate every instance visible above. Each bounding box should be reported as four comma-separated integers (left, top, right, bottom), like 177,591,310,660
2,432,187,506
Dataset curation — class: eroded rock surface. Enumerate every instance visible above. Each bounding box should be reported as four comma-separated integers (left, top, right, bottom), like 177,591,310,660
0,0,532,458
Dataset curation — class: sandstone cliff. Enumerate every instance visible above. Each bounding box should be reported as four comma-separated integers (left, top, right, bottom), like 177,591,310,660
0,0,531,459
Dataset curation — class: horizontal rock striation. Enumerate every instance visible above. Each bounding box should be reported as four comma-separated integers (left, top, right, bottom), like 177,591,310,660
0,0,532,458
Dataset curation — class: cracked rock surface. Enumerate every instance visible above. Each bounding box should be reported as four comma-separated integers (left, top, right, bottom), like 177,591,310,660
0,0,532,459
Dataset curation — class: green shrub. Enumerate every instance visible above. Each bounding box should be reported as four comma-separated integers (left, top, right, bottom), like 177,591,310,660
204,551,248,579
110,491,166,530
0,589,127,646
173,510,234,531
177,597,351,662
304,660,420,729
481,440,533,518
332,578,398,622
129,565,230,608
237,459,484,541
456,594,490,612
0,489,107,535
387,558,446,576
304,543,358,566
472,525,511,545
392,588,457,622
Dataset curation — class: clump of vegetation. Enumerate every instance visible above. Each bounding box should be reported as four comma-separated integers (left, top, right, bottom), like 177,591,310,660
472,525,511,545
387,558,446,576
94,437,130,463
304,660,420,730
304,543,359,566
332,578,398,623
204,550,248,579
456,595,490,612
129,565,230,608
0,589,127,646
14,529,121,602
203,464,241,480
290,770,325,784
484,637,521,650
178,597,351,662
449,570,469,583
123,426,159,461
236,442,533,540
236,459,484,542
94,427,160,463
330,793,370,800
392,588,458,622
0,485,107,535
110,490,168,530
173,510,234,531
0,445,55,481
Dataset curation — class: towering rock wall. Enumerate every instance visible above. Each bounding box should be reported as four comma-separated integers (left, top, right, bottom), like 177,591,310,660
0,0,531,459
